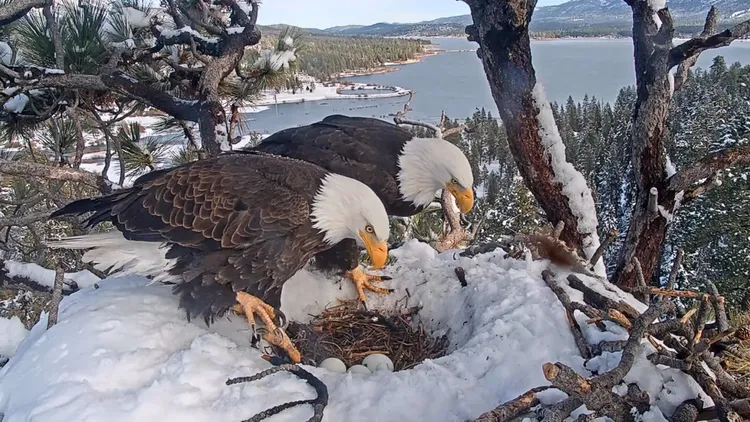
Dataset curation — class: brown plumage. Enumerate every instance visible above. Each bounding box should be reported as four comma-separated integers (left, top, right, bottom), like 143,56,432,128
51,152,331,323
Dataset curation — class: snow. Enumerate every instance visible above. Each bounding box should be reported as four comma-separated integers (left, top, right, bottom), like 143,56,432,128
252,49,297,72
226,26,245,34
653,13,662,30
255,82,410,106
283,36,294,48
2,94,29,113
2,87,19,97
237,0,253,15
0,317,27,359
0,241,710,421
0,42,12,65
648,0,666,11
665,155,676,177
532,82,606,277
667,72,674,97
44,68,65,75
123,7,151,28
4,260,101,289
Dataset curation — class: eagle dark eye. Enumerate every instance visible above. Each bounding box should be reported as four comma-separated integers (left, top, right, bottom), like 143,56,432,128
365,225,374,233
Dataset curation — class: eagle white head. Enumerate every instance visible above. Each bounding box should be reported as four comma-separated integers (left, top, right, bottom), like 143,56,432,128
311,173,390,269
397,138,475,213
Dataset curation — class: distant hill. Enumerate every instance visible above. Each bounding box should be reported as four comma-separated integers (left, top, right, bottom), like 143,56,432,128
268,0,749,37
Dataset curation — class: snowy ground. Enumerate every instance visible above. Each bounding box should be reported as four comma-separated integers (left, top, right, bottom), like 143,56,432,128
249,82,410,108
0,241,709,421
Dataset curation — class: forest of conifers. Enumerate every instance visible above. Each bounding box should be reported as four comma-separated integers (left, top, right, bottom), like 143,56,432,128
439,57,750,308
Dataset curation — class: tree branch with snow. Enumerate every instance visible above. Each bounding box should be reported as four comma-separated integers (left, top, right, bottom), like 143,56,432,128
462,0,606,277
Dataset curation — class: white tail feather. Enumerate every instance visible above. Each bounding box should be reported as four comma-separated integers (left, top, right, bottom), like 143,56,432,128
47,232,179,283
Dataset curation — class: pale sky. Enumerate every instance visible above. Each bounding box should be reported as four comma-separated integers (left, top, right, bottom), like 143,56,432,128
257,0,567,29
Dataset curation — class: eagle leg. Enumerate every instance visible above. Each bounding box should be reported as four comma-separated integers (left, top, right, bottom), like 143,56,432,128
235,292,301,364
344,266,394,306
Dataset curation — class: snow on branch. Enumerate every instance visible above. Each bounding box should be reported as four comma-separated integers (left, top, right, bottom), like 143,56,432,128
669,18,750,68
532,83,605,277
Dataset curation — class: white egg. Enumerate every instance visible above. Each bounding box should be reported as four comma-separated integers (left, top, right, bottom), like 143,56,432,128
347,364,372,375
318,357,346,374
362,354,394,372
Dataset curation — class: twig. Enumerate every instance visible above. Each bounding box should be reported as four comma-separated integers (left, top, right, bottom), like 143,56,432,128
705,280,729,332
666,248,684,292
588,228,617,269
47,265,65,328
227,364,327,422
537,397,584,422
473,386,551,422
632,257,648,303
542,271,591,359
567,275,640,319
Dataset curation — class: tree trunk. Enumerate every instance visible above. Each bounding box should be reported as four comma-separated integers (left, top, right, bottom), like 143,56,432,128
464,0,603,271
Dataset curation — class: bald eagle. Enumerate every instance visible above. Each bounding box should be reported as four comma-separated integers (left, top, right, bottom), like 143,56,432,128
249,114,474,305
49,152,390,363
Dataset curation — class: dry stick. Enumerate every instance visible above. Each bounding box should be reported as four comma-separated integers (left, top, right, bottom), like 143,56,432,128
47,265,64,329
705,280,729,332
588,228,618,270
669,399,703,422
473,386,551,422
227,364,328,422
691,365,742,422
648,288,705,299
567,275,640,319
543,300,675,422
632,257,648,303
692,296,711,347
541,271,591,359
538,397,584,422
701,351,750,400
666,248,684,292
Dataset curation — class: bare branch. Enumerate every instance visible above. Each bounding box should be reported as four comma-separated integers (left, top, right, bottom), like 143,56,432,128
669,19,750,69
0,159,108,192
669,146,750,192
674,7,717,91
683,172,722,202
665,247,684,291
394,116,441,138
47,265,64,328
589,228,617,269
0,0,47,26
473,387,549,422
43,0,65,70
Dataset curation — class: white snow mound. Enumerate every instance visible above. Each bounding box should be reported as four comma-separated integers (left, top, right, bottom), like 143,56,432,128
0,240,709,421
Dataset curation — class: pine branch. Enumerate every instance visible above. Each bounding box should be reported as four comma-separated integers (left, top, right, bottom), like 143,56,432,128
473,387,550,422
47,265,64,328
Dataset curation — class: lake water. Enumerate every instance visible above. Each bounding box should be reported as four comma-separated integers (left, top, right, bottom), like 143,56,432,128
244,37,750,134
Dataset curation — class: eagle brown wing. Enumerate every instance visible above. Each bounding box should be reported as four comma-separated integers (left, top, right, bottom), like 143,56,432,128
252,115,422,216
52,152,329,320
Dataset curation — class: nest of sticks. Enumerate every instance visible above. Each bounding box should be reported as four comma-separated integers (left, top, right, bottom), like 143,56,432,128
286,301,449,370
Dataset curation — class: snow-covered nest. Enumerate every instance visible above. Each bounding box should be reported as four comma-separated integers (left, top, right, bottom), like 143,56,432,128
0,241,709,421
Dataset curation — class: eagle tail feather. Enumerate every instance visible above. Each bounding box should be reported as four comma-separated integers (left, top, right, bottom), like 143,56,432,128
46,232,178,283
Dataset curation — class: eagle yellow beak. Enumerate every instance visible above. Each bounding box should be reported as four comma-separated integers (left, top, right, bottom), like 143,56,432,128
359,230,388,270
445,182,474,214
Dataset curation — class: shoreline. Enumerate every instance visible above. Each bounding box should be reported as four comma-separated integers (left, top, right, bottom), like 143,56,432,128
241,82,412,111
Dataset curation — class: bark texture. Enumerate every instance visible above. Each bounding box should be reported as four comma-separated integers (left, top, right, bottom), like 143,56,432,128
464,0,600,263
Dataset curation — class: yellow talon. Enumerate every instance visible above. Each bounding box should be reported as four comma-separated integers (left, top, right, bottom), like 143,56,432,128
343,266,393,304
235,292,300,364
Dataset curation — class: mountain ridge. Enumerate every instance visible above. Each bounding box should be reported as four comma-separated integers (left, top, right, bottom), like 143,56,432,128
266,0,749,37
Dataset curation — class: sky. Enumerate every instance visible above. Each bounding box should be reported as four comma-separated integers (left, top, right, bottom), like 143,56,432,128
257,0,568,29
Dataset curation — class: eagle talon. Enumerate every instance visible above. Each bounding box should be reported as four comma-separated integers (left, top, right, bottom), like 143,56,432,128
236,292,301,364
344,267,393,306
